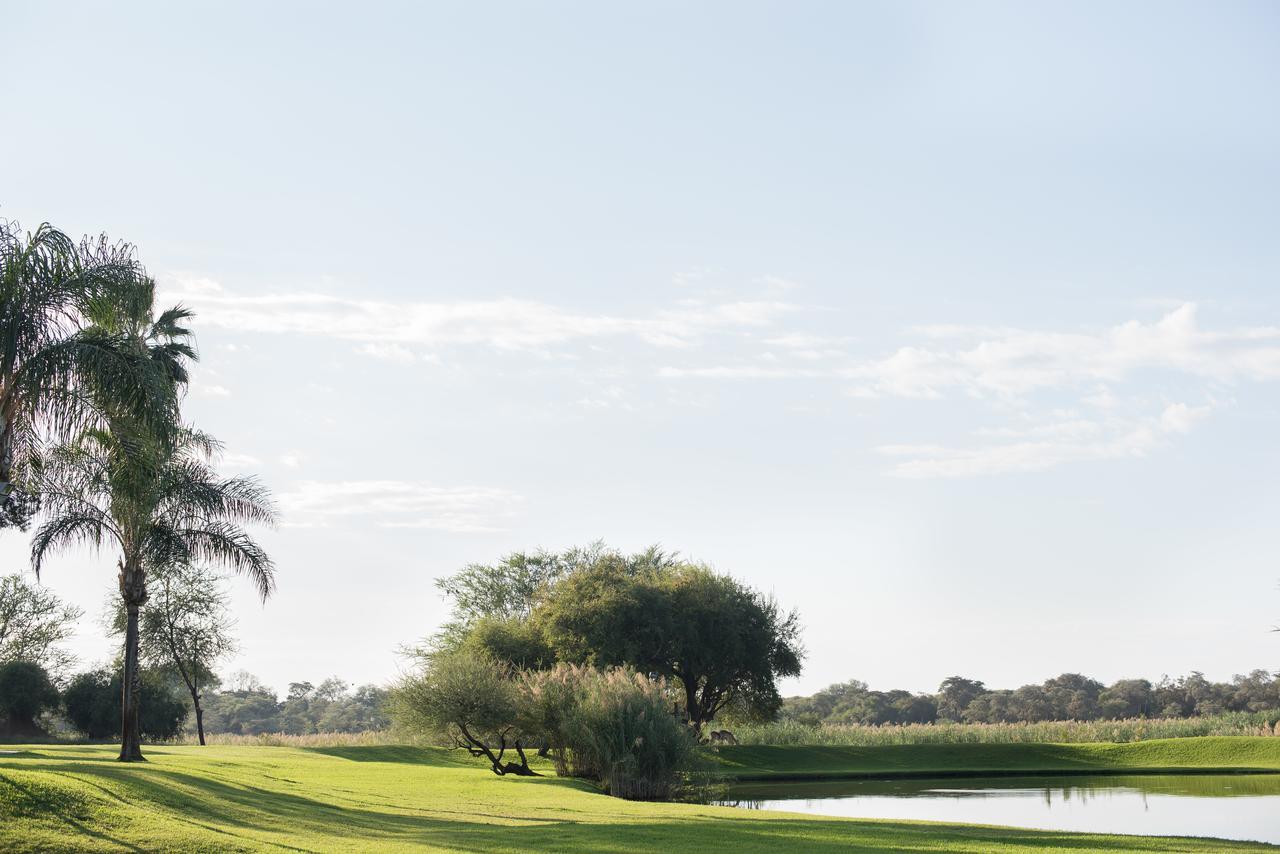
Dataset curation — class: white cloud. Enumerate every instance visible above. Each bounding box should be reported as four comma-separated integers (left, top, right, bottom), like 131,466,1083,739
220,452,263,470
356,342,418,363
878,402,1217,478
164,280,1277,480
658,365,826,379
575,385,630,410
277,481,524,533
668,304,1280,399
849,304,1280,399
1159,402,1213,434
756,275,801,292
159,276,799,355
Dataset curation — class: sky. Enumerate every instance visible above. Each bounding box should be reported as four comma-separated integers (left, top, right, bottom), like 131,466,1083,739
2,1,1278,698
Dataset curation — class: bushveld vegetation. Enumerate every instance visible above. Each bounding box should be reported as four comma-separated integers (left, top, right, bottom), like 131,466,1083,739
391,653,702,799
783,670,1280,727
427,544,804,732
734,711,1280,746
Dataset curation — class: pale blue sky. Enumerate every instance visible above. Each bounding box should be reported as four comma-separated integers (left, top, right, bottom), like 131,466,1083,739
2,1,1278,696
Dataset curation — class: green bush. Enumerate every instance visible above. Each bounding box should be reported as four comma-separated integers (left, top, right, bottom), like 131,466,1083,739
0,661,60,735
62,668,189,741
395,656,699,798
390,652,536,775
560,668,699,800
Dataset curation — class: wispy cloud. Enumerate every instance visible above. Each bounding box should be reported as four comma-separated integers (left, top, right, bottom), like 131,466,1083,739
845,304,1280,399
658,303,1277,477
171,276,1278,480
160,277,798,355
220,451,263,470
877,402,1217,478
660,304,1280,396
276,480,524,532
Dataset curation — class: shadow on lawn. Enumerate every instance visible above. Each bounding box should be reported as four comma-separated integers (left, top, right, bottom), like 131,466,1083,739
301,745,480,765
4,757,1274,853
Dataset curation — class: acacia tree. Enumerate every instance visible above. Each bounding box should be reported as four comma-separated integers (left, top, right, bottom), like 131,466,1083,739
0,221,175,528
390,651,538,776
111,563,235,745
535,557,804,732
31,427,275,760
0,573,83,679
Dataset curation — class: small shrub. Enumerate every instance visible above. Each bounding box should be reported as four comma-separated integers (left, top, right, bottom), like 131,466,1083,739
562,668,699,800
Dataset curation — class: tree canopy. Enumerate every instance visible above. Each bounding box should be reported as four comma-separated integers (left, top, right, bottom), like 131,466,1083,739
0,573,82,679
434,544,804,730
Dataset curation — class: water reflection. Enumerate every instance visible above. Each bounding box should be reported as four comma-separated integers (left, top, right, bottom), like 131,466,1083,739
717,774,1280,844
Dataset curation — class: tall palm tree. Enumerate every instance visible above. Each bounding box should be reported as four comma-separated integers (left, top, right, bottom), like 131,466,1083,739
31,426,276,760
0,221,178,529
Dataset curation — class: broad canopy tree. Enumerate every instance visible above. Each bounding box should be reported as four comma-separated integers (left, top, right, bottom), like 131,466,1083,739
537,560,804,730
435,544,804,732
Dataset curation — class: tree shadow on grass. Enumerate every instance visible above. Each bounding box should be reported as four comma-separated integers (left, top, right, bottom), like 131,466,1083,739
0,773,144,852
5,759,1275,853
300,745,482,766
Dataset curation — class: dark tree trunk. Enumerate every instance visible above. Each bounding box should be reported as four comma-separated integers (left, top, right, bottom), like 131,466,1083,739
118,560,147,762
456,724,539,776
681,674,705,735
190,685,206,746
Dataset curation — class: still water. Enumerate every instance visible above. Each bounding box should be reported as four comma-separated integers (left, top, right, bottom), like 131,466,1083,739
717,774,1280,845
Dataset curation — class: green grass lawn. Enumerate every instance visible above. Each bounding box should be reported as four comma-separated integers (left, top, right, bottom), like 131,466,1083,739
712,736,1280,780
1,740,1277,852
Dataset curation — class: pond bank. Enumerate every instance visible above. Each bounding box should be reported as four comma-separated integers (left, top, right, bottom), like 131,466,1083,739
709,736,1280,781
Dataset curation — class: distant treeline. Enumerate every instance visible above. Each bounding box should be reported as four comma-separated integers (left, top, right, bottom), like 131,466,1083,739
198,674,390,736
783,670,1280,726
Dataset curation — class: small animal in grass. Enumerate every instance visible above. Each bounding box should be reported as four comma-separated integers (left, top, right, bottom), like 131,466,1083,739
708,730,738,745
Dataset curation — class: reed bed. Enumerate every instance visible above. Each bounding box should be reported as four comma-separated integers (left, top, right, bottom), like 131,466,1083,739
732,712,1280,746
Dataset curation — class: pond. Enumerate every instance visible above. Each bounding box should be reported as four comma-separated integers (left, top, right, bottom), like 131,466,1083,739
716,774,1280,845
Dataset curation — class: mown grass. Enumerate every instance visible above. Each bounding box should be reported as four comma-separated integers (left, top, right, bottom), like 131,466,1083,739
733,713,1280,746
1,741,1277,852
710,736,1280,780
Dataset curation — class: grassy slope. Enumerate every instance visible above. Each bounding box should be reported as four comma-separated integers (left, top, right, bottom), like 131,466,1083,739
712,737,1280,780
0,742,1274,853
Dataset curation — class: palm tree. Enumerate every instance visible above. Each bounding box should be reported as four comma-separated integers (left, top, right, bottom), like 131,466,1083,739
0,221,178,529
31,426,276,760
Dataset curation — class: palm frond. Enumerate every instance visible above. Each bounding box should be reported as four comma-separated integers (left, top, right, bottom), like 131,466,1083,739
166,521,275,601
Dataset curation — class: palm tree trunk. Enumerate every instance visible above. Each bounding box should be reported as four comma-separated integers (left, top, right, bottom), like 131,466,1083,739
118,560,147,762
0,408,12,499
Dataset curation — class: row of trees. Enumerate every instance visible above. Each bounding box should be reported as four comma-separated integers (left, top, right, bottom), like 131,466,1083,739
424,543,804,732
0,219,276,760
0,656,388,741
785,670,1280,727
198,674,390,735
